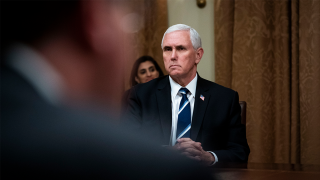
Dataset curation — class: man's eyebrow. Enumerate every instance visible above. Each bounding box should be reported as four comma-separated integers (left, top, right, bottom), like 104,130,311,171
176,45,185,48
163,46,172,49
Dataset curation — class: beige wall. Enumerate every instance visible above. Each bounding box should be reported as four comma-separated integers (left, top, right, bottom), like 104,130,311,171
167,0,215,81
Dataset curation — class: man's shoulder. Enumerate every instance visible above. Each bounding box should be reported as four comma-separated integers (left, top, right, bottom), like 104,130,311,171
133,75,169,91
127,76,169,100
198,76,237,95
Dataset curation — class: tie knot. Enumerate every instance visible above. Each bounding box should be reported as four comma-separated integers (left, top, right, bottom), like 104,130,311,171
179,88,189,95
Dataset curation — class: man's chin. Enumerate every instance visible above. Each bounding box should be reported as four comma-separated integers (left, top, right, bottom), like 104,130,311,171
169,72,181,77
168,69,182,75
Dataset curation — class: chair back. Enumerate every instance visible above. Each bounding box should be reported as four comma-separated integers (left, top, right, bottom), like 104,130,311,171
239,101,247,124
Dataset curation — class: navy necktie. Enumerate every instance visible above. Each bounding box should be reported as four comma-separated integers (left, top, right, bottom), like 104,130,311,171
176,88,191,140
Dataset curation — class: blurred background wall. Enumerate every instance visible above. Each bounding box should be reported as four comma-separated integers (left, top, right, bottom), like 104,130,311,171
214,0,320,165
123,0,169,90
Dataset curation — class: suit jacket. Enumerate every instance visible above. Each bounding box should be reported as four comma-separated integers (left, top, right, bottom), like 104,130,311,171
1,66,213,179
123,75,250,162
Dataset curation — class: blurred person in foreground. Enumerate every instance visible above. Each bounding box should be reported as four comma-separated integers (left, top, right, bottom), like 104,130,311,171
123,24,250,166
0,1,213,179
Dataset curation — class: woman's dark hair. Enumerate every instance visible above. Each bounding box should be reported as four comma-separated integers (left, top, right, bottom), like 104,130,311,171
130,56,164,87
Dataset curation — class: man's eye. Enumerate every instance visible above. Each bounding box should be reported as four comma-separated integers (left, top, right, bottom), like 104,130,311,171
164,48,171,51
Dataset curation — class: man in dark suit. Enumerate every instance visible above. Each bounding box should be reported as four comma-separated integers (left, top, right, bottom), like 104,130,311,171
123,24,250,166
1,2,212,179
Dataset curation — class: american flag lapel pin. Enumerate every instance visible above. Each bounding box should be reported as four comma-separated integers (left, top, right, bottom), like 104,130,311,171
200,94,205,101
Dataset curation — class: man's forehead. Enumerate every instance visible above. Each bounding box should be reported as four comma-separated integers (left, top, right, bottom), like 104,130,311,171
163,30,191,45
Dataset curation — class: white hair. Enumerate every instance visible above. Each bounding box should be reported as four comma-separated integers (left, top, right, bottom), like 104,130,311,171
161,24,202,50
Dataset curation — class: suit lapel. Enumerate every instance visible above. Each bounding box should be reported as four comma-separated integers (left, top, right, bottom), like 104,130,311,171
155,76,172,144
191,76,210,141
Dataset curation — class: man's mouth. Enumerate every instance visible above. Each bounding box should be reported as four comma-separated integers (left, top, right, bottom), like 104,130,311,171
170,65,180,68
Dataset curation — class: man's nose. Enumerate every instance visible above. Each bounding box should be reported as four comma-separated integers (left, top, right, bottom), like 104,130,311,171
171,49,177,60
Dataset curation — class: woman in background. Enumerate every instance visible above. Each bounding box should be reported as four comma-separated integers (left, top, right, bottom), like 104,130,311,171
122,56,164,110
130,56,164,87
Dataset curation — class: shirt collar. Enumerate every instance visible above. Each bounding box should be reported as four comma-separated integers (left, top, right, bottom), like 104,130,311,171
6,44,66,105
169,73,198,98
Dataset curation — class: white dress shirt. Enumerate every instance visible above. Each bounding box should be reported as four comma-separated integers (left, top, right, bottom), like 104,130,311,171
168,74,218,165
169,74,197,146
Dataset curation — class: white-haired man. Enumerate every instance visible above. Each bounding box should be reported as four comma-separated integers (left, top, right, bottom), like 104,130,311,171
124,24,250,165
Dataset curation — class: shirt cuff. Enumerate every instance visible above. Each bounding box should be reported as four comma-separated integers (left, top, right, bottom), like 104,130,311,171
207,151,218,166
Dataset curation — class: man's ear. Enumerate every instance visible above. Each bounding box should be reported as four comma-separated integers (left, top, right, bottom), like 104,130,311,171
135,76,140,84
195,47,204,64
